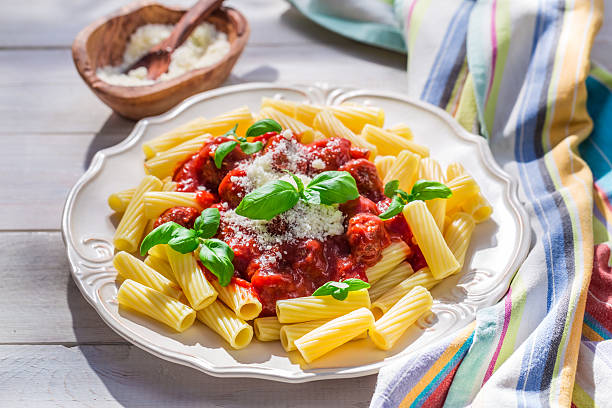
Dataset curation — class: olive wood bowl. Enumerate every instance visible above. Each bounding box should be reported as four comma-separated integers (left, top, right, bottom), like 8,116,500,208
72,1,249,120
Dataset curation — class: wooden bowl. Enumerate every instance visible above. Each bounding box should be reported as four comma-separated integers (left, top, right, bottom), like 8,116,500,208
72,2,249,120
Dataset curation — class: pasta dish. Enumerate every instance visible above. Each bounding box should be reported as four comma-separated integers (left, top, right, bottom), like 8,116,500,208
107,98,492,363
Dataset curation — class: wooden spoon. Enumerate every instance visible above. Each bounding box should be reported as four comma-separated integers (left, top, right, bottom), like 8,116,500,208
124,0,224,79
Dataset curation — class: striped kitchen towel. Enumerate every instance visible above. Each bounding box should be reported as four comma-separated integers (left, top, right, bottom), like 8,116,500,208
289,0,611,406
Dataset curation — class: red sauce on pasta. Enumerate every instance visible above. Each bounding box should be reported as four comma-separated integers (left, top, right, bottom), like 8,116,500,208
158,132,425,315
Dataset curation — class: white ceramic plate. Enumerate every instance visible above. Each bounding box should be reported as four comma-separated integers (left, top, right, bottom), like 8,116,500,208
62,83,530,383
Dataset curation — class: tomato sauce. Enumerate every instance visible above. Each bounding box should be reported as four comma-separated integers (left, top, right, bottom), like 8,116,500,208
158,132,426,315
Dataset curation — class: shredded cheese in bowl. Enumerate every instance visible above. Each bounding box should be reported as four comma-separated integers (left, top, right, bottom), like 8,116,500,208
96,22,231,87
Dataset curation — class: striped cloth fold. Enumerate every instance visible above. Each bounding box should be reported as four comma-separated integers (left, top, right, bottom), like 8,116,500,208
289,0,611,406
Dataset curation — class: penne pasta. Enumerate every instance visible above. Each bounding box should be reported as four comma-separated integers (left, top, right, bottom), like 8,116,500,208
444,212,476,268
261,97,297,117
144,134,211,179
259,107,315,144
254,316,282,341
368,262,414,302
108,188,135,213
294,308,375,363
313,110,378,156
114,175,163,252
113,251,182,299
142,107,254,158
370,286,433,350
117,279,196,332
143,192,202,219
383,150,420,192
374,155,396,181
365,241,411,284
371,267,438,318
361,124,429,157
403,201,460,279
418,158,447,231
166,248,217,310
211,280,262,321
276,289,371,324
196,300,253,349
144,254,177,285
386,123,414,140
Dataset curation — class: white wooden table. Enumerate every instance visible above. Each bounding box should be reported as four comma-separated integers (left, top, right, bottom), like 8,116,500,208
0,1,407,405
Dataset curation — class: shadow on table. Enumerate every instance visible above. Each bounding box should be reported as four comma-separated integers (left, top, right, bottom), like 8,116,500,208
83,113,135,170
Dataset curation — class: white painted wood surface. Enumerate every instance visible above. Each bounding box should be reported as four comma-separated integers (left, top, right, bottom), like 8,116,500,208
0,0,406,405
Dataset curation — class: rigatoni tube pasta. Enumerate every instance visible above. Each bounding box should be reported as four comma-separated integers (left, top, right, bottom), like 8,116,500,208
196,300,253,349
361,124,429,157
370,286,433,350
259,107,316,144
313,110,378,156
444,212,476,268
254,317,282,341
294,308,375,363
368,262,414,302
211,280,262,321
144,254,177,285
383,149,420,192
117,279,196,332
402,200,460,279
142,106,254,158
143,192,202,219
276,289,371,324
108,188,135,213
113,251,182,299
144,134,211,179
365,241,410,284
114,175,162,252
371,267,438,319
166,247,217,310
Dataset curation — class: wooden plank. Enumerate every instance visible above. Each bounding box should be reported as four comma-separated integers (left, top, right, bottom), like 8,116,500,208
0,345,376,407
0,0,360,48
0,133,129,230
0,232,125,344
0,46,405,134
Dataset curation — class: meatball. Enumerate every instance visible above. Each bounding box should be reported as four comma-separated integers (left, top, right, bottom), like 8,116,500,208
346,213,390,266
340,196,379,219
153,206,200,229
306,137,352,172
339,158,384,202
218,168,248,208
292,239,329,287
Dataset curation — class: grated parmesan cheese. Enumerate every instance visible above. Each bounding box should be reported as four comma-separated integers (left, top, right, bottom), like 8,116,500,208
96,22,230,87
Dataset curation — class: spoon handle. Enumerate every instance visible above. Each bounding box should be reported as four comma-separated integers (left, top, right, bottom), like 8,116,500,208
159,0,224,52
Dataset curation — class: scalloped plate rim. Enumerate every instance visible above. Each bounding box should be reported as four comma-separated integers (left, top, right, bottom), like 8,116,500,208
61,82,531,383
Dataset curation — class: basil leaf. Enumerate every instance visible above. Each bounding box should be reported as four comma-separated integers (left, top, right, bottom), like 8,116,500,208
313,281,349,297
384,180,400,198
379,195,405,220
199,239,235,287
410,180,453,201
303,189,321,205
214,141,238,169
222,123,238,138
284,171,304,195
237,136,247,143
331,287,349,301
306,171,359,205
235,180,299,220
343,278,370,291
239,141,263,155
246,119,282,137
140,221,183,256
168,228,199,253
193,208,220,239
397,189,411,202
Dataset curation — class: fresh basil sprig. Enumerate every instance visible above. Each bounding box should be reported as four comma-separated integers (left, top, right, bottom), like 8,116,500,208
246,118,283,137
235,170,359,220
312,278,370,301
139,208,235,287
379,179,453,220
213,122,270,169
